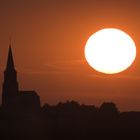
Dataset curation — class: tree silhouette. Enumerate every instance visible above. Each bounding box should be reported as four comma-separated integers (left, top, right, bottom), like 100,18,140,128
100,102,119,114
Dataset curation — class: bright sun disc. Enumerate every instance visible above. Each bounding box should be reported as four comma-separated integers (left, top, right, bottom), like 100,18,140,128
85,28,136,74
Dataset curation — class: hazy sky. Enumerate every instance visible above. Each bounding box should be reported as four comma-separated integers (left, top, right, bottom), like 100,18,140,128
1,0,140,111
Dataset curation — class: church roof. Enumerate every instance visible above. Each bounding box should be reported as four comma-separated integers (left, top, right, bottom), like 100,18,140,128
19,90,39,97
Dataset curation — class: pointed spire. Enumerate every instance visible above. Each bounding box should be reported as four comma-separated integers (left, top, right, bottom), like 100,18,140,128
6,44,15,70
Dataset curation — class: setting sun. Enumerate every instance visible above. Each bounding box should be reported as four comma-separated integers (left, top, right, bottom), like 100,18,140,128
85,28,136,74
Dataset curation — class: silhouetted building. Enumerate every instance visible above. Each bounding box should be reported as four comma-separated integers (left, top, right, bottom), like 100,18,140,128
2,45,40,113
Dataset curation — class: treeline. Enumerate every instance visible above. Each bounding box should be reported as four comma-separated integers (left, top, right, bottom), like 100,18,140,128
0,101,140,140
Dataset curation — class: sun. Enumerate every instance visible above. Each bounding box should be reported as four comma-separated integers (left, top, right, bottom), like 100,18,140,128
85,28,136,74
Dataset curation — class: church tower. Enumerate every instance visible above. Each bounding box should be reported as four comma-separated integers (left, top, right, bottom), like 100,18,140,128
2,45,19,108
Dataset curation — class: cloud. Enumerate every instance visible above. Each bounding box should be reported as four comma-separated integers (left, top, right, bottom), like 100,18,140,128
16,59,87,75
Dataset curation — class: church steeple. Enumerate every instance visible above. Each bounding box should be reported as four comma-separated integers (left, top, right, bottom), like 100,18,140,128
6,45,15,71
2,45,19,107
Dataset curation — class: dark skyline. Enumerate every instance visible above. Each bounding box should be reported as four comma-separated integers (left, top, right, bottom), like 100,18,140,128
1,0,140,111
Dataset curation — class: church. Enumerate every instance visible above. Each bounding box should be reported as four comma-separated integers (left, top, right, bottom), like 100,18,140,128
2,45,41,113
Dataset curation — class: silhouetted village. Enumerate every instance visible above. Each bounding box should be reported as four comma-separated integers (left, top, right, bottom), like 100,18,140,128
0,46,140,140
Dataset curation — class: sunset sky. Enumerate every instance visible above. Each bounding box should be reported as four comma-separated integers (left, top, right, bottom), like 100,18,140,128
1,0,140,111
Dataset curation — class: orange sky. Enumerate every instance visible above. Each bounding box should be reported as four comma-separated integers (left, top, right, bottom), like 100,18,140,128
0,0,140,111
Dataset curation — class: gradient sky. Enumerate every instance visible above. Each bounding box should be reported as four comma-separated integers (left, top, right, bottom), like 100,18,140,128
1,0,140,111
